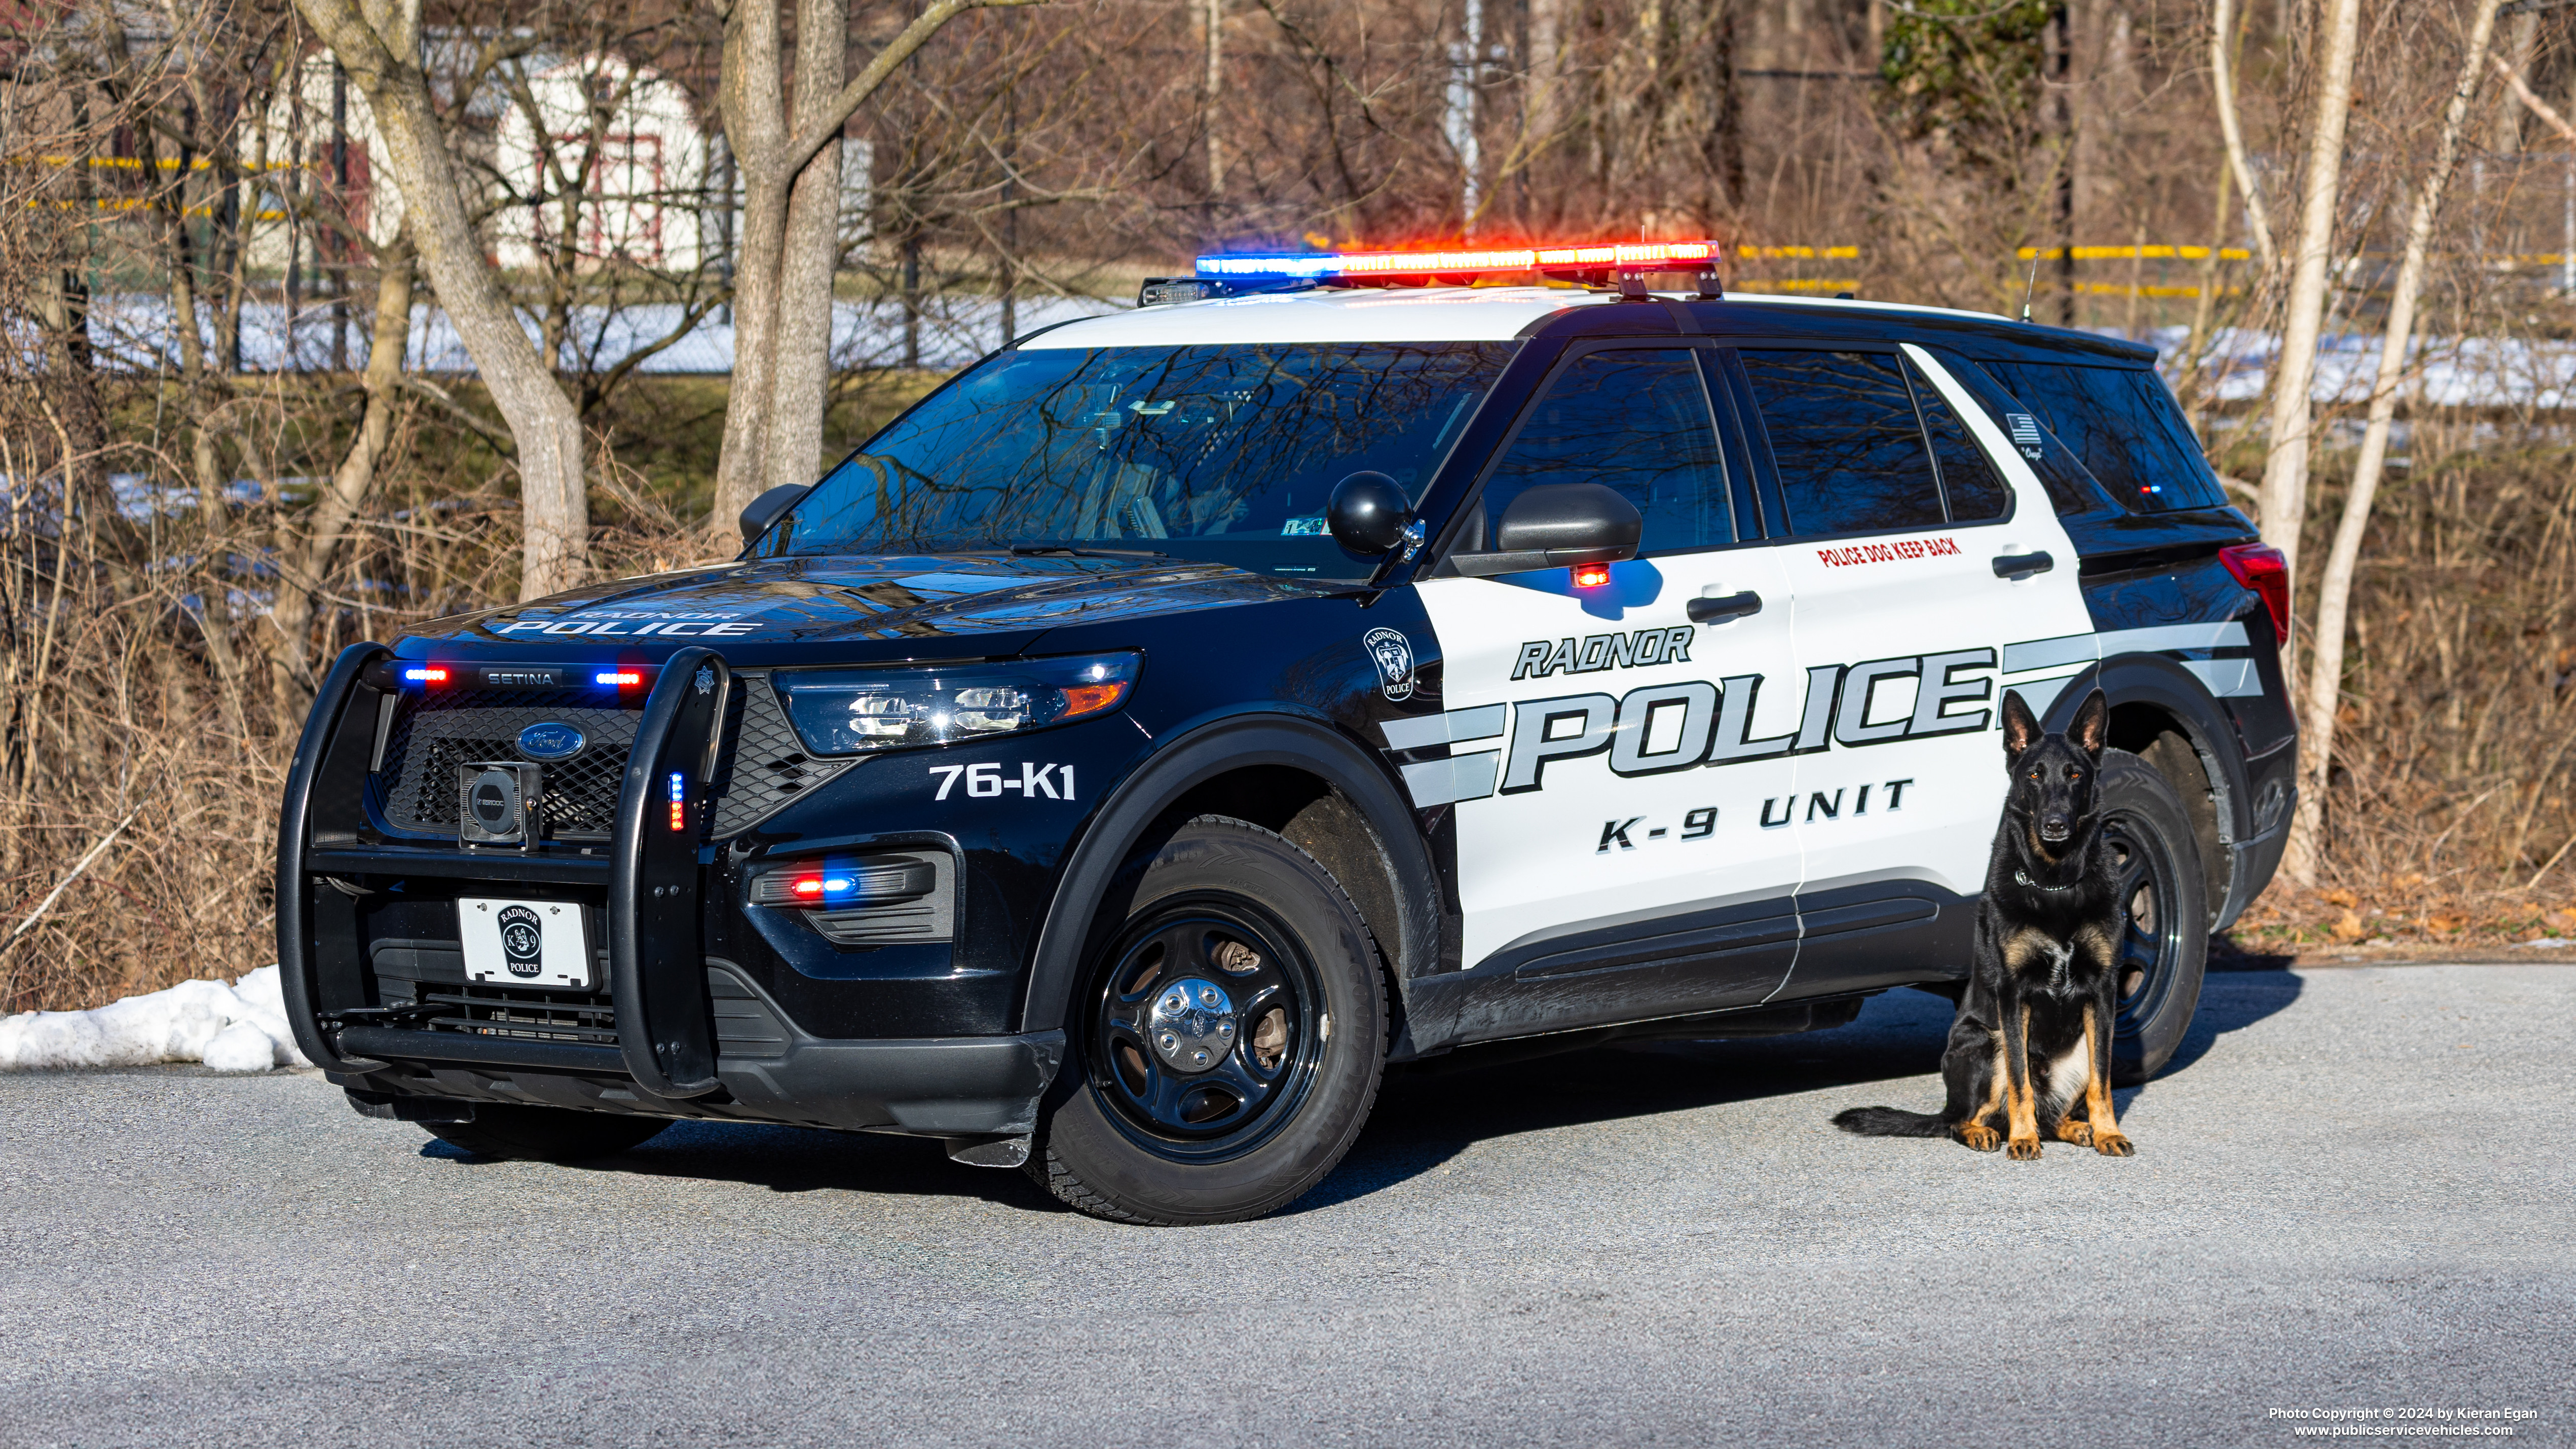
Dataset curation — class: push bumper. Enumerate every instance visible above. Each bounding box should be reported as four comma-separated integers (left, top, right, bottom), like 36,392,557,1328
276,642,1062,1145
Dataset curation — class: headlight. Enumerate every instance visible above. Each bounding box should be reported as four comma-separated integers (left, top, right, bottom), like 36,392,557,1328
772,652,1140,756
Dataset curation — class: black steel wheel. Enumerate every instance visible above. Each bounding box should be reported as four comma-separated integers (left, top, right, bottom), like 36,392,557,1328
1089,906,1325,1155
2097,750,2208,1086
421,1104,669,1162
1027,815,1386,1225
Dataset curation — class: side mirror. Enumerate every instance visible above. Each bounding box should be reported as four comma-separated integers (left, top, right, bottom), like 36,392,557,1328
1450,483,1642,578
738,484,811,547
1326,471,1412,555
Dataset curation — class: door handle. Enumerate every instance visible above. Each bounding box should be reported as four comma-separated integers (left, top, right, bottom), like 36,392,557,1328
1991,550,2054,581
1687,589,1763,623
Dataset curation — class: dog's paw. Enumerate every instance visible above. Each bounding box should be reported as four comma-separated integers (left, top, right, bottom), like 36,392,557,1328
2055,1120,2095,1146
2006,1135,2044,1161
1956,1124,2001,1152
2093,1131,2136,1158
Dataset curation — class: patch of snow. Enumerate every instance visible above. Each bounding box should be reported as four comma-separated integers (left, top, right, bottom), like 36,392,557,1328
2511,937,2573,949
0,965,311,1073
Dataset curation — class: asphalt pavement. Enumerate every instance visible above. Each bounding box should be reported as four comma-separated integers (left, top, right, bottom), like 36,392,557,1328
3,962,2570,1448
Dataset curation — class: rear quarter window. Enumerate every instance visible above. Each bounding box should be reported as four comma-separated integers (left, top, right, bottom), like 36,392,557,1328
1987,362,2229,513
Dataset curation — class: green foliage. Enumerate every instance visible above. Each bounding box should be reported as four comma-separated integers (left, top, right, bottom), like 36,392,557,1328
1878,0,2060,178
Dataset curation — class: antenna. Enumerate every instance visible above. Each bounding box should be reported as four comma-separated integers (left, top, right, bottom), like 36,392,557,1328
2019,247,2042,324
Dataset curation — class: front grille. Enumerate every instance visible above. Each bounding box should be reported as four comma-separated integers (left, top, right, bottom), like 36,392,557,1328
707,676,860,836
417,982,619,1046
391,971,792,1060
373,674,852,841
377,688,640,840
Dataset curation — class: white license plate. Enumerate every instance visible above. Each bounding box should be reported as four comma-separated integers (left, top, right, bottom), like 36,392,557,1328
458,898,594,990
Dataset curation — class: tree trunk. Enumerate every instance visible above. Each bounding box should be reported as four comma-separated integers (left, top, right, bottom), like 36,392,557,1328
2051,2,2076,327
712,0,793,546
269,232,418,719
1699,0,1743,222
708,0,1034,538
767,0,850,498
2208,0,2276,270
292,0,591,603
2255,0,2363,601
2283,1,2506,886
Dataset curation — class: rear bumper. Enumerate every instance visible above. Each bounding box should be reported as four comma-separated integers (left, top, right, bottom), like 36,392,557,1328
332,1027,1065,1138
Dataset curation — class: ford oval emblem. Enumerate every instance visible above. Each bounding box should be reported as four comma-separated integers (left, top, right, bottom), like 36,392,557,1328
516,722,586,761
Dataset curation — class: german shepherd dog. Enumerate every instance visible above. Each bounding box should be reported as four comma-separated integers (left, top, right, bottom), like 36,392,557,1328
1832,688,2135,1160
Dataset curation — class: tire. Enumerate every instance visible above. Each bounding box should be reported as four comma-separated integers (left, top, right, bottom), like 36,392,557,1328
2099,749,2208,1086
1025,815,1387,1225
422,1105,670,1162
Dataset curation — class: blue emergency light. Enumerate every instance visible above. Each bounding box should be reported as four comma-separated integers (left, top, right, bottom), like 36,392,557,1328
1194,239,1720,284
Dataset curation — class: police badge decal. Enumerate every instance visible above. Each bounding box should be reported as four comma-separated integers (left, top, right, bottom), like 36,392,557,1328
1363,626,1415,702
496,904,545,979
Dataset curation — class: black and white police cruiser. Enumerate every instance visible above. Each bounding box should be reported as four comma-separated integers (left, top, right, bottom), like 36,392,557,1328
277,240,2297,1224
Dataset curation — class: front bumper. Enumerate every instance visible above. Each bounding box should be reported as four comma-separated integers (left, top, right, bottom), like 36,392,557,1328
276,643,1061,1141
328,1027,1064,1138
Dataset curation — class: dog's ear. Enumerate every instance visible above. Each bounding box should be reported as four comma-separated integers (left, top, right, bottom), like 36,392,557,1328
2071,689,2109,757
2001,689,2040,756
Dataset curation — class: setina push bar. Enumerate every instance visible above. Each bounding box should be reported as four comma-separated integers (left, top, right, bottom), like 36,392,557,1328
274,642,734,1101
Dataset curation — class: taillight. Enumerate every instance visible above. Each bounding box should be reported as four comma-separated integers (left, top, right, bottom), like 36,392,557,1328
2218,542,2290,645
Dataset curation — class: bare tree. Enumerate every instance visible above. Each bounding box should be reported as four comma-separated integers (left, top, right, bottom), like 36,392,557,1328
291,0,593,602
2283,0,2505,885
265,230,415,714
706,0,1037,536
2254,0,2363,602
2208,0,2276,270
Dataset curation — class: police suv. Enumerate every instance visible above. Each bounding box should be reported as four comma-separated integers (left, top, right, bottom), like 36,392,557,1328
277,241,2296,1224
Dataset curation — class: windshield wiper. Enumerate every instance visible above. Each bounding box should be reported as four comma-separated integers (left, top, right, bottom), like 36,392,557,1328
1006,544,1170,560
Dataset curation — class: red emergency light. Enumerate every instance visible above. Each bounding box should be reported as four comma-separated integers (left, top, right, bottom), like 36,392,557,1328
1195,239,1722,285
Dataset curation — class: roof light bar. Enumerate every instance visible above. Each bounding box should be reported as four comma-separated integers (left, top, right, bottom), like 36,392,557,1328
1196,240,1720,284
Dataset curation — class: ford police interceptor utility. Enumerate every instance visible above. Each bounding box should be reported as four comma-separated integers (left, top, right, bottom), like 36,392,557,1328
276,240,2296,1224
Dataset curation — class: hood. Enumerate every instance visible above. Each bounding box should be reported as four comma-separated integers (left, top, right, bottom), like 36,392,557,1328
409,553,1328,649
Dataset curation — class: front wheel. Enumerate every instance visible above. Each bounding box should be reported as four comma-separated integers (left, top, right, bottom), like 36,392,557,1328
2099,750,2208,1086
1026,816,1387,1225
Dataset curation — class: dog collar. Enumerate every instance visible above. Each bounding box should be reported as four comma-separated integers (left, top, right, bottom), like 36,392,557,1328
2014,869,2084,894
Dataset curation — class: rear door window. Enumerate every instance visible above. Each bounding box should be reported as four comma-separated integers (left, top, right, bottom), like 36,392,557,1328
1921,349,2111,517
1986,362,2229,512
1479,347,1734,553
1910,361,2011,522
1738,349,1944,536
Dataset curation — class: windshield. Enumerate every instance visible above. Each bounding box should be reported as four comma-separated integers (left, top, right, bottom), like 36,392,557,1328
757,341,1518,580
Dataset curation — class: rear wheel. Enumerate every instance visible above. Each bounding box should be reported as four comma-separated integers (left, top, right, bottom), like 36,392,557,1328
422,1105,669,1162
1026,816,1386,1225
2098,750,2208,1085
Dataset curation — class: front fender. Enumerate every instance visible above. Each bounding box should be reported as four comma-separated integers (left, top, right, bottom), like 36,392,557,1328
1017,711,1443,1046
